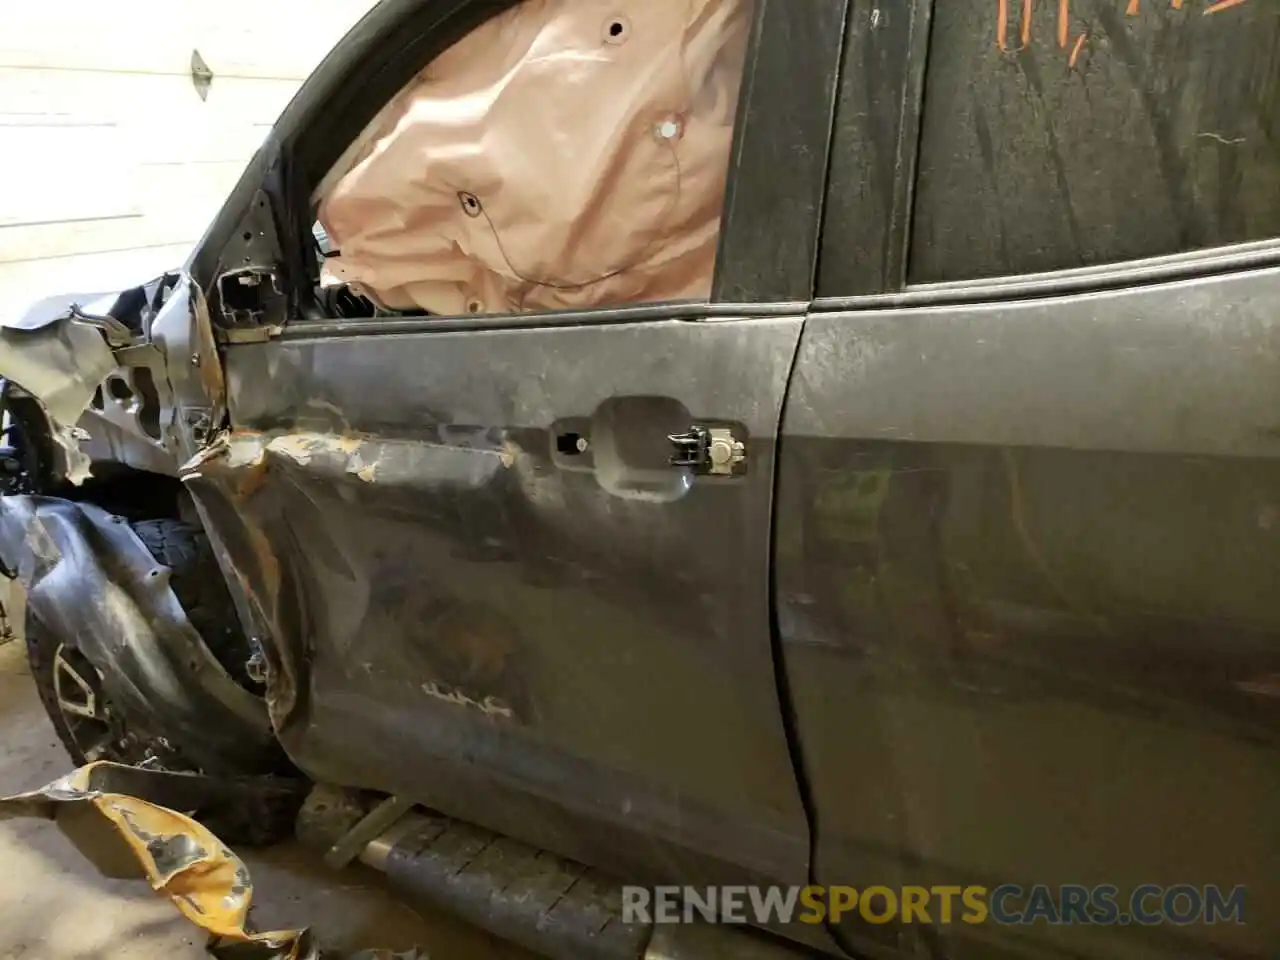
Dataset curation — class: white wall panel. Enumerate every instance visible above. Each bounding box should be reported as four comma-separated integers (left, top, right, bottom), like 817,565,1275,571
0,0,376,307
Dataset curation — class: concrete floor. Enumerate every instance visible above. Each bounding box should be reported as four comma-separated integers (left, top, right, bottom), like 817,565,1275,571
0,640,534,960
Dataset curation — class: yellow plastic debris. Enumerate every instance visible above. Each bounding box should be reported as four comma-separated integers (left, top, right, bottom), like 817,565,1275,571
0,761,421,960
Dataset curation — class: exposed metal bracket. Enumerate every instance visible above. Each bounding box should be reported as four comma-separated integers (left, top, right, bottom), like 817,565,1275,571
217,268,287,328
221,189,283,273
66,305,133,347
669,424,747,476
184,408,215,448
191,49,213,101
112,343,165,368
323,794,413,871
215,189,287,328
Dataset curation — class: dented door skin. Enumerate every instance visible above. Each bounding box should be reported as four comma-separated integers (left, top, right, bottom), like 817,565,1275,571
181,0,850,919
196,320,805,889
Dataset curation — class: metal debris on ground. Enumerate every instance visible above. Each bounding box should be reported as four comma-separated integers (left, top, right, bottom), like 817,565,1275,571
0,761,426,960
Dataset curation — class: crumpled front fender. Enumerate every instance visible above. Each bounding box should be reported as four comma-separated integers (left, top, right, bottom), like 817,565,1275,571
0,272,222,485
0,306,122,484
0,495,280,774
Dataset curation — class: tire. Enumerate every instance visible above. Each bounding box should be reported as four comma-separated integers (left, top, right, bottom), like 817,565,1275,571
27,518,260,769
129,519,261,691
25,518,303,844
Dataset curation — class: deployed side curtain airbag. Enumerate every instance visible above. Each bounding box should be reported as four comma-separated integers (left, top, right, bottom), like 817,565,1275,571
317,0,751,316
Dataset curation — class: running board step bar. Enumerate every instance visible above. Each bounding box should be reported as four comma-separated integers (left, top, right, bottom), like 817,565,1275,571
297,786,816,960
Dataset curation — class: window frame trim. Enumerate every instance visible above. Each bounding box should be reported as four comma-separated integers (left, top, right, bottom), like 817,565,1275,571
811,236,1280,313
814,0,935,300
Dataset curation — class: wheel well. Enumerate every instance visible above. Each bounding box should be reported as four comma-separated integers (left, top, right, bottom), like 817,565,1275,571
56,467,193,524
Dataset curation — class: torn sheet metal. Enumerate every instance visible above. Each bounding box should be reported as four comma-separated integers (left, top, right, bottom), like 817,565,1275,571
181,426,533,740
1,280,177,485
0,317,116,428
0,316,118,484
0,275,198,485
0,762,423,960
317,0,752,316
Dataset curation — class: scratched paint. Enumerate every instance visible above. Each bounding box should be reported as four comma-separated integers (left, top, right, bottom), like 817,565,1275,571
204,430,383,485
351,457,379,483
421,679,516,719
996,0,1252,62
268,432,362,466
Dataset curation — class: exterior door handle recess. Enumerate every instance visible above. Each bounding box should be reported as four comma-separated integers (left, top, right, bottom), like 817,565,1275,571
668,425,746,476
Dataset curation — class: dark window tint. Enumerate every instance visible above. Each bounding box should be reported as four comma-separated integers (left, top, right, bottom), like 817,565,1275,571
910,0,1280,283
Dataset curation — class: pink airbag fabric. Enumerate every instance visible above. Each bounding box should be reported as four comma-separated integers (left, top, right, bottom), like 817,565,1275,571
316,0,751,316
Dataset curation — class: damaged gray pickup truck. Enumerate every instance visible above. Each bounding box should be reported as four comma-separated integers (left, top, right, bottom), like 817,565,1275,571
1,0,1279,958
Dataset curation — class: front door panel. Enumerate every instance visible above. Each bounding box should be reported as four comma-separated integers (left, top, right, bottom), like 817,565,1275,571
193,313,811,891
777,266,1280,958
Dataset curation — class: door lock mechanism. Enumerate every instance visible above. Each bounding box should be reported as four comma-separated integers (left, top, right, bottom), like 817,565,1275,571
668,425,746,476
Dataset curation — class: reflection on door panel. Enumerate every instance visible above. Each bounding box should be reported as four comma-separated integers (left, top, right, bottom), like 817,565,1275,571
779,267,1280,958
313,0,755,316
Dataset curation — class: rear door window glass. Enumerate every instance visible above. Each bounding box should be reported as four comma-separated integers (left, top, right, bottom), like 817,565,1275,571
910,0,1280,283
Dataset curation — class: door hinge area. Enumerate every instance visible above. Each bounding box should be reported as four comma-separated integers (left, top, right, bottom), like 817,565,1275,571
668,425,746,477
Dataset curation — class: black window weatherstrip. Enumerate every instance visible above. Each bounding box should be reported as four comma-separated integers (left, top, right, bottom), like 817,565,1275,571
814,0,934,300
812,238,1280,312
711,0,850,305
